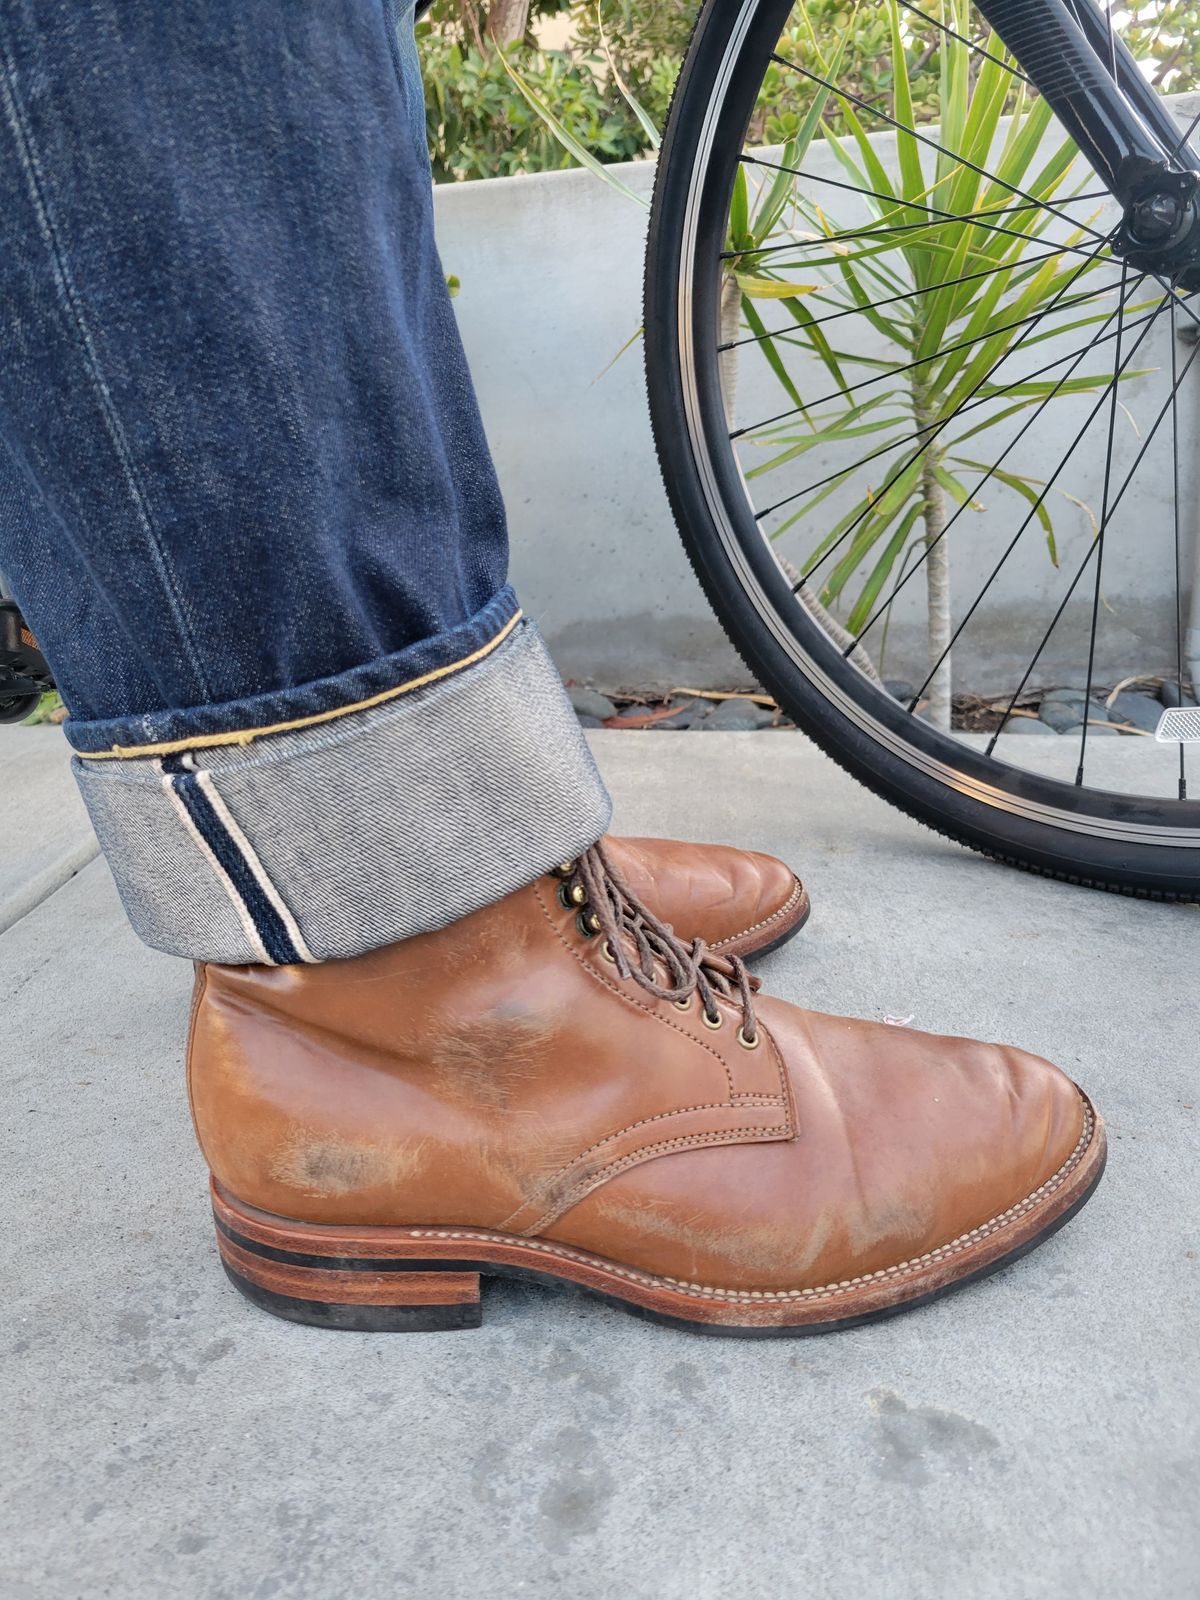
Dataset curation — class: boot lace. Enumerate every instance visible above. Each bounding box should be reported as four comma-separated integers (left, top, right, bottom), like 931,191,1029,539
553,841,761,1047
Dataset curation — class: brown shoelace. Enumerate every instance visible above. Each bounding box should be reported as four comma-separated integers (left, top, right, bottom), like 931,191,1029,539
558,841,761,1045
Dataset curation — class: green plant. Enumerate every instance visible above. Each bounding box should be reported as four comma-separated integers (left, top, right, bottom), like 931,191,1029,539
422,29,645,181
730,1,1157,726
21,691,65,726
570,0,695,130
507,1,1179,723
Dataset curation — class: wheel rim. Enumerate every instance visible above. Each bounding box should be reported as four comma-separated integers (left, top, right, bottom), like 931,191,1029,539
672,0,1200,851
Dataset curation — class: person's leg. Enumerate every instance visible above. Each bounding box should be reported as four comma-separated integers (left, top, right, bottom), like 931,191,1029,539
0,0,1104,1335
0,0,611,962
0,0,810,966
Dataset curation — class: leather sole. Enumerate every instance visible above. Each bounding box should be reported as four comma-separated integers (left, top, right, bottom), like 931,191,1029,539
713,878,811,963
210,1094,1104,1337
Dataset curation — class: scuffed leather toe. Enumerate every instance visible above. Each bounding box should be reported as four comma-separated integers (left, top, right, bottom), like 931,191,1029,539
547,999,1090,1295
605,835,807,959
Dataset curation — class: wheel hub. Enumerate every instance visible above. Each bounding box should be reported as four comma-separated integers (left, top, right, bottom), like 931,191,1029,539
1113,170,1200,288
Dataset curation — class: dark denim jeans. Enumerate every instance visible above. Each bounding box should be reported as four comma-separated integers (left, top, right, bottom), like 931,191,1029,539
0,0,609,962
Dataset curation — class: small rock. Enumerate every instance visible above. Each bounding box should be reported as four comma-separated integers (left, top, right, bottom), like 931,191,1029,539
884,679,916,703
1108,691,1162,732
656,704,703,730
1000,717,1058,735
1039,698,1093,732
1040,687,1089,708
568,686,617,721
1160,680,1198,709
694,697,777,731
1082,722,1120,736
576,713,604,729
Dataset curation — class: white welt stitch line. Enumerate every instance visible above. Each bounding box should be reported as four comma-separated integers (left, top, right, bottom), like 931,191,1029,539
398,1101,1096,1304
158,763,272,966
193,770,316,963
711,878,804,950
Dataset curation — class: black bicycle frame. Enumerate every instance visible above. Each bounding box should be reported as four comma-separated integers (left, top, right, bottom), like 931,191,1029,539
973,0,1199,202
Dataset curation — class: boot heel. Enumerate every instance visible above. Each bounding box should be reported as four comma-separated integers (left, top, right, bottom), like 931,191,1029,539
211,1186,483,1332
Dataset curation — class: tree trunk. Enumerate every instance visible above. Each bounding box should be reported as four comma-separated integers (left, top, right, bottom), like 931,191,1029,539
920,449,953,731
719,275,742,427
486,0,530,47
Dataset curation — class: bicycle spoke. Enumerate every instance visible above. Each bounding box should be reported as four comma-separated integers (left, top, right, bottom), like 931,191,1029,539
849,271,1157,653
754,286,1132,520
732,275,1119,441
985,326,1200,753
1076,260,1129,785
1103,0,1118,79
893,0,1030,84
1167,103,1200,166
907,286,1179,712
728,159,1109,265
1170,292,1188,800
770,53,1112,246
766,228,1120,584
720,247,1071,353
747,286,1152,523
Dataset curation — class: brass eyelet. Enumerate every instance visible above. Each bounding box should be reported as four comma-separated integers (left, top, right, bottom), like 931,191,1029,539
737,1026,760,1051
702,1008,723,1030
576,910,601,939
600,940,617,964
552,859,577,878
673,995,692,1012
569,883,586,906
557,882,573,909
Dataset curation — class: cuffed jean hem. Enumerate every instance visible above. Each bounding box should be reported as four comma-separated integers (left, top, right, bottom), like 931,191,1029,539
71,617,612,963
63,585,523,754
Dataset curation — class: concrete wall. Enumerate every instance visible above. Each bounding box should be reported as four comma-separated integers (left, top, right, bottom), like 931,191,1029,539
434,159,742,692
434,102,1200,694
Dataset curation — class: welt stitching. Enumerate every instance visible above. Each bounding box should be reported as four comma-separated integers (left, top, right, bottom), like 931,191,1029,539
711,878,805,950
531,880,737,1098
0,39,212,699
405,1099,1096,1301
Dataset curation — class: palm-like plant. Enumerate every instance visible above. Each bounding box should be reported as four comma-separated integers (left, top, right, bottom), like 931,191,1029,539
728,1,1153,727
508,1,1156,727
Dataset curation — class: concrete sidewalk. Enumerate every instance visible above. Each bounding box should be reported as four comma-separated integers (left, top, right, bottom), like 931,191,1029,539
1,728,1196,1599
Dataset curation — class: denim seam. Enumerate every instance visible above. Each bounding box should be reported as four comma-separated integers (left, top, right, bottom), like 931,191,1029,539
160,756,315,966
379,0,411,107
0,30,212,700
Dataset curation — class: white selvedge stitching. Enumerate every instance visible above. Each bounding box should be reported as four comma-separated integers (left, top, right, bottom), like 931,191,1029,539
399,1100,1095,1304
711,878,805,950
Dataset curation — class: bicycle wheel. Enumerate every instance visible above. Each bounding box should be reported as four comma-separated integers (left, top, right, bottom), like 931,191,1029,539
645,0,1200,898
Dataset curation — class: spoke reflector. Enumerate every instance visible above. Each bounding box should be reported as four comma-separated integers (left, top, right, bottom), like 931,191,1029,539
1157,708,1200,744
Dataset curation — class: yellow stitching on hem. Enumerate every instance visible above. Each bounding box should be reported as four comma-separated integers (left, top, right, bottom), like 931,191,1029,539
76,609,524,762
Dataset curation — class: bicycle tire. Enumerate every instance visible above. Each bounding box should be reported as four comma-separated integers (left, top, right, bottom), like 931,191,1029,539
644,0,1200,901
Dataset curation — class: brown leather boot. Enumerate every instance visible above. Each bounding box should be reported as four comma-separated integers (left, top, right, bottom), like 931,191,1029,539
190,842,1105,1335
601,835,809,960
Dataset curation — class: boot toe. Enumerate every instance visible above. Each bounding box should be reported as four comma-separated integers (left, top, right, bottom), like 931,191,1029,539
546,1000,1097,1302
604,835,806,957
761,1001,1095,1283
708,846,807,955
